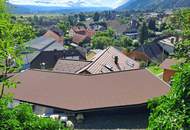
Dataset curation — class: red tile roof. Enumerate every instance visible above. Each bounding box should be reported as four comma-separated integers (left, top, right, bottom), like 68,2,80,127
72,33,87,44
71,27,96,44
9,69,169,111
43,30,64,45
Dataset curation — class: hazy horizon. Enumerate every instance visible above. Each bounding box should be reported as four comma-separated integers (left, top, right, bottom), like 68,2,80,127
8,0,128,9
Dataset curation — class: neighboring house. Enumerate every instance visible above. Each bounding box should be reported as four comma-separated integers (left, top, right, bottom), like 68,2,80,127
10,69,169,129
158,36,179,55
64,43,87,60
160,59,179,83
53,59,91,74
69,27,96,45
89,23,107,31
106,20,128,35
76,46,140,74
43,30,64,45
133,43,169,64
129,19,139,33
127,51,149,63
24,36,66,69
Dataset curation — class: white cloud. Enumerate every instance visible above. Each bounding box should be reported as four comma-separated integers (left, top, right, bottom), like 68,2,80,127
8,0,128,8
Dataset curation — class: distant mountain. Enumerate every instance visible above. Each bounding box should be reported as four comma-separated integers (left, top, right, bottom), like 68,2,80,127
117,0,190,11
8,4,112,14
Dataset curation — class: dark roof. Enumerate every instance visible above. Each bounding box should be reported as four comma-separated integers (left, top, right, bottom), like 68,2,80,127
106,20,127,34
23,51,41,64
43,42,65,51
136,43,168,63
9,69,169,111
53,59,91,73
27,36,65,51
27,36,55,51
77,47,140,74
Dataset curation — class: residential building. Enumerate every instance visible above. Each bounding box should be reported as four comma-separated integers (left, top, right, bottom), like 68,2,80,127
160,59,178,83
9,69,169,129
24,36,65,69
76,47,140,74
130,43,169,64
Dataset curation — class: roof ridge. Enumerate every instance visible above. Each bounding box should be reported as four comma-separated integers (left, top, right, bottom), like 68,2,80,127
76,47,111,73
29,68,144,77
58,59,92,63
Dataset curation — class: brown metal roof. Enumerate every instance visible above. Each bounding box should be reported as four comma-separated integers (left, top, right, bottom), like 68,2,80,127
77,47,140,74
53,59,91,73
9,69,169,111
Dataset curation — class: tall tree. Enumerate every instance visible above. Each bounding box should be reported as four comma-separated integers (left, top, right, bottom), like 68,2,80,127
79,12,86,21
174,9,190,61
0,0,35,98
148,17,157,31
58,21,70,36
0,1,66,129
139,21,148,45
93,12,100,22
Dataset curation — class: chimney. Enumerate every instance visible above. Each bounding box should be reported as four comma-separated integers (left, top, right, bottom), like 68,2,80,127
114,56,119,65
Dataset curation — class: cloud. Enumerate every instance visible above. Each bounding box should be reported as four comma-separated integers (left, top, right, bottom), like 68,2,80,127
8,0,128,8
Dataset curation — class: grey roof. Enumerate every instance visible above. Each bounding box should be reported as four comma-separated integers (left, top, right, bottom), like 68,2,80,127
27,36,65,52
27,36,56,51
136,43,168,63
53,59,91,73
23,51,41,64
43,42,65,51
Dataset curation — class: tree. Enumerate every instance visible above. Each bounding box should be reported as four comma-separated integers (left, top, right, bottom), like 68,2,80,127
79,12,86,21
174,9,190,61
91,28,115,49
92,36,113,49
119,35,133,48
148,9,190,130
0,1,66,129
68,15,77,26
93,12,100,22
148,17,157,31
58,21,70,36
0,1,35,98
148,62,190,130
139,21,148,45
0,96,66,130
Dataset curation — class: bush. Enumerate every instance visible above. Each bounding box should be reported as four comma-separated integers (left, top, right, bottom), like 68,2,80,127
0,96,66,130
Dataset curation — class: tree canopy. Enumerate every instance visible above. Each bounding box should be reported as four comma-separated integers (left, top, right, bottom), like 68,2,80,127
0,1,66,129
148,8,190,130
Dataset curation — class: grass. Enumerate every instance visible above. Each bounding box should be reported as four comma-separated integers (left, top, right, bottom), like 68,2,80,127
148,65,163,75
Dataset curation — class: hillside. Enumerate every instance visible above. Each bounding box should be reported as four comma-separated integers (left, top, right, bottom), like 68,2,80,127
117,0,190,11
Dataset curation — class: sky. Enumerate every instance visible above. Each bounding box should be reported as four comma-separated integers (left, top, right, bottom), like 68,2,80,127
8,0,128,8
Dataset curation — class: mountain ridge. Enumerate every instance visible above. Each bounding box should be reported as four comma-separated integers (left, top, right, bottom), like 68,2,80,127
117,0,190,11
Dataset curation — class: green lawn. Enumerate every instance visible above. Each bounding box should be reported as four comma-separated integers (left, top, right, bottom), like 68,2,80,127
147,65,163,75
